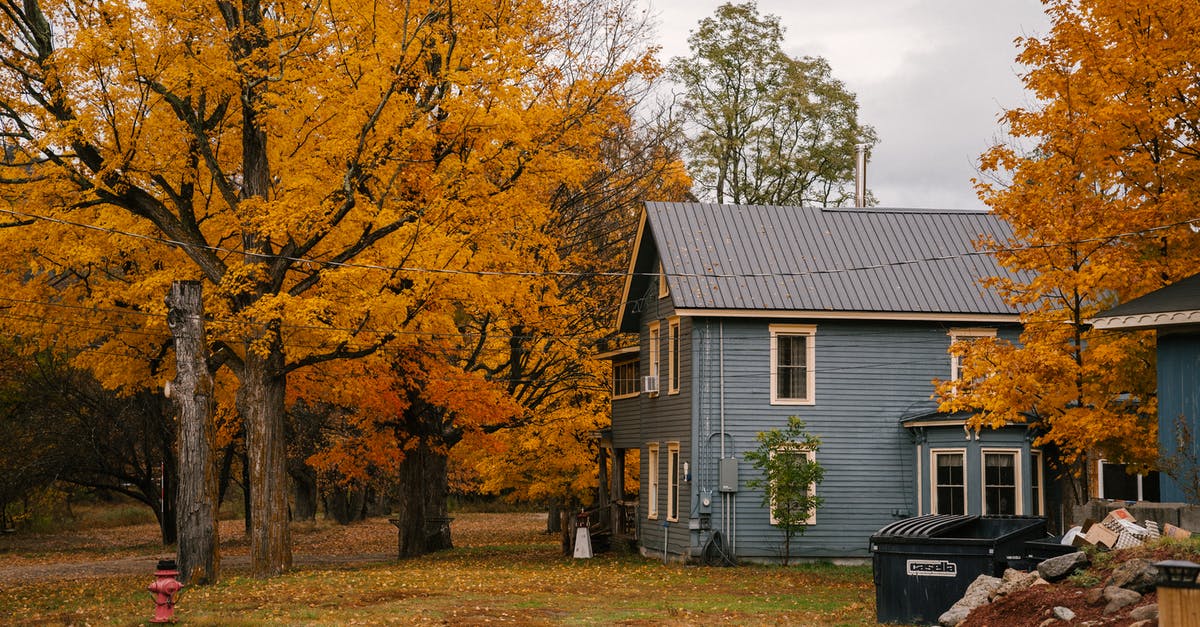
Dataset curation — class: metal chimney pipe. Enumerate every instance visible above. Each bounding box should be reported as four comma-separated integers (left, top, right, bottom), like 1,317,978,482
855,143,869,207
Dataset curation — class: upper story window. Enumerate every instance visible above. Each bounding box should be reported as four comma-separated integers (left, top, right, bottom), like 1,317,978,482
770,324,816,405
613,359,640,399
1030,450,1044,516
647,322,661,396
668,318,680,395
658,262,669,298
948,328,996,382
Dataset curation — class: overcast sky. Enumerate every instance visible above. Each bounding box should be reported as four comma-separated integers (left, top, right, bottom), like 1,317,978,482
643,0,1051,210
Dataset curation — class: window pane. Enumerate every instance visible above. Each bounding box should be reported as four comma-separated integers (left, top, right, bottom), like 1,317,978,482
935,454,964,515
984,453,1016,515
776,335,808,399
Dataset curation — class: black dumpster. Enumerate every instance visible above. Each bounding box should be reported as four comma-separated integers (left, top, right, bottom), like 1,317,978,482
871,514,1047,625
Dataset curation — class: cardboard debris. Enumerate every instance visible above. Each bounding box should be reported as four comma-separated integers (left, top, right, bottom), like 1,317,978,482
1163,523,1192,540
1083,521,1119,549
1070,510,1193,550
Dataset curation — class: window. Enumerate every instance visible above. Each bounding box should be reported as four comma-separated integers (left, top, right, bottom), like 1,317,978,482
1098,460,1160,502
667,442,680,522
933,450,966,515
769,446,818,525
1030,450,1044,516
770,324,816,405
948,328,996,382
983,450,1020,515
647,444,659,519
658,262,669,298
668,318,680,394
612,359,640,399
647,322,660,396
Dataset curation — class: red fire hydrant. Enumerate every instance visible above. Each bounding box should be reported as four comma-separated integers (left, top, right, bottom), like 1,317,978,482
148,559,183,623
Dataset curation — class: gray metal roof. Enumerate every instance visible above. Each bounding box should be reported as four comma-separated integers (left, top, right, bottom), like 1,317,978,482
633,202,1020,320
1091,273,1200,331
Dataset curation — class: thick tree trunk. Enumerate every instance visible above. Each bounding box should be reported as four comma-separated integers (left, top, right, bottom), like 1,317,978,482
546,502,562,534
166,281,220,585
394,440,451,557
237,347,292,577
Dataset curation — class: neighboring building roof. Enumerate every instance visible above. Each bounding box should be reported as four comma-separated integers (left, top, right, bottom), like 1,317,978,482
618,202,1022,331
1091,273,1200,331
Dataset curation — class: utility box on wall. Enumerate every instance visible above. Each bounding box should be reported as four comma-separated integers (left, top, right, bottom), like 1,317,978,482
719,458,738,493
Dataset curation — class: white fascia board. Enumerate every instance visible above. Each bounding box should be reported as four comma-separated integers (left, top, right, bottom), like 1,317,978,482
673,308,1021,324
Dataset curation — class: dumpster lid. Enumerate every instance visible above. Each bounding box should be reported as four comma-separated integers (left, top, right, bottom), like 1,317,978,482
872,514,978,538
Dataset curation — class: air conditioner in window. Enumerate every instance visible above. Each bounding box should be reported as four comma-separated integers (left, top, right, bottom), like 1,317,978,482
641,375,659,394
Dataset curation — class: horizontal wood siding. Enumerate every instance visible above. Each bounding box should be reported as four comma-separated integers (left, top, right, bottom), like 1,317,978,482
690,317,982,559
631,287,693,557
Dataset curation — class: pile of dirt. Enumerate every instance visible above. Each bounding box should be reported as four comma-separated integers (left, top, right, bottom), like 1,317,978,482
961,541,1200,626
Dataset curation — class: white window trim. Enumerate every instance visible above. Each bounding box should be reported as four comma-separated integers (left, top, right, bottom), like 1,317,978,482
612,359,640,400
667,442,680,522
647,443,659,519
668,317,680,395
981,448,1023,515
930,448,967,516
1030,450,1044,516
916,443,924,515
948,327,996,382
647,322,661,397
769,324,816,405
768,445,818,526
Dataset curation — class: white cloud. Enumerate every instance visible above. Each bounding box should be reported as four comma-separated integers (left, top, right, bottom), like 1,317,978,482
644,0,1049,209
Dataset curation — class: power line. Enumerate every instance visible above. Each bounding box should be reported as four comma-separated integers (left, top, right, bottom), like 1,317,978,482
2,207,1196,282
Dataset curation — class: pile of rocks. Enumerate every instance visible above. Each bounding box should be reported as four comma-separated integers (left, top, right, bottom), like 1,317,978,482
938,551,1162,627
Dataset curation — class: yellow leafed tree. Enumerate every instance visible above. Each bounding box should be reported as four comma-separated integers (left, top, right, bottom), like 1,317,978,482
0,0,660,576
939,0,1200,505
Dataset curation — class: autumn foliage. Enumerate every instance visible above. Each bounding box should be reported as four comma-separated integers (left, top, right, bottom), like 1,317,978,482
939,0,1200,497
0,0,669,575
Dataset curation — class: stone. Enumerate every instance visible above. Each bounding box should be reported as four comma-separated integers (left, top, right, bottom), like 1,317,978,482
993,568,1040,598
1107,558,1158,593
1038,551,1090,582
1129,604,1157,622
938,574,1002,627
1102,586,1141,614
1052,606,1076,621
1085,587,1104,605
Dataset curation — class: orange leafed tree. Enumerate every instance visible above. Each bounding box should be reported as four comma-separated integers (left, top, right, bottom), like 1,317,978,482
938,0,1200,504
0,0,660,576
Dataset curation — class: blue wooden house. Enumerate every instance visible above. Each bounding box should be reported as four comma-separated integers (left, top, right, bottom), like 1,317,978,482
599,202,1049,562
1092,273,1200,504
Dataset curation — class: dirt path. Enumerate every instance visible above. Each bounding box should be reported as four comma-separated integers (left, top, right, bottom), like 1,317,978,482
0,552,396,584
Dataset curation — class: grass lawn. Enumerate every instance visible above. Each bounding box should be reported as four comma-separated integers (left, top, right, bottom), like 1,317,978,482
0,511,876,625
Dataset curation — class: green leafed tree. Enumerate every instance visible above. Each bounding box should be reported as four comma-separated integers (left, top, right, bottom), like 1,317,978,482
670,2,877,206
744,416,824,565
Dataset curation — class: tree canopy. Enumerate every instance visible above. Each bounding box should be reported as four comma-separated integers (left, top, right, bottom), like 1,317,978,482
938,0,1200,502
0,0,663,576
669,1,876,206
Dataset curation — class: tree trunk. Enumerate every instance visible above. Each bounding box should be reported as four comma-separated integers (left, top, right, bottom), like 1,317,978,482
289,465,318,522
394,439,452,557
166,281,220,585
325,485,367,525
546,502,562,534
237,347,292,577
158,459,178,546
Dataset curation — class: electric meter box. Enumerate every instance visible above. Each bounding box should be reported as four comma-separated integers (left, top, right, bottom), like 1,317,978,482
718,458,738,493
